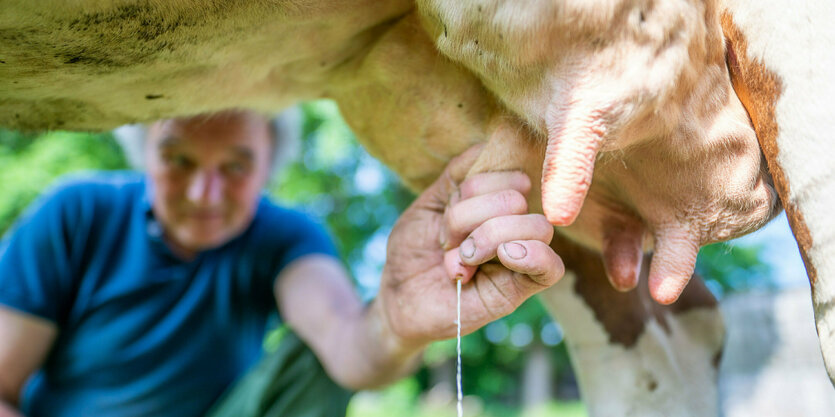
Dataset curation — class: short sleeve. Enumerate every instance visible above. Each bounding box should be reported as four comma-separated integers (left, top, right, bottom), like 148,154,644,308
246,203,340,282
238,203,340,315
273,211,339,274
0,183,87,323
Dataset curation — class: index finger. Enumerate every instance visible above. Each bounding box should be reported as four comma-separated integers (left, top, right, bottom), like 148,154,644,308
413,144,485,210
447,144,486,186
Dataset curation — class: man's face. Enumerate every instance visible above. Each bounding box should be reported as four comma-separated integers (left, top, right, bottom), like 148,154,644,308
144,111,273,256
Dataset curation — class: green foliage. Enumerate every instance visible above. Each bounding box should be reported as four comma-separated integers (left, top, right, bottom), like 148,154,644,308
520,402,588,417
422,297,573,403
0,129,128,235
347,377,588,417
696,242,774,297
268,101,414,299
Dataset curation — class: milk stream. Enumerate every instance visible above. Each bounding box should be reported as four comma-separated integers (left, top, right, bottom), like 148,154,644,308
456,278,463,417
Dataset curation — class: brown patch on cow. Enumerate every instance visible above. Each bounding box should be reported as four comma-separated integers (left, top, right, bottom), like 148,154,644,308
561,238,649,347
550,235,717,348
721,13,817,286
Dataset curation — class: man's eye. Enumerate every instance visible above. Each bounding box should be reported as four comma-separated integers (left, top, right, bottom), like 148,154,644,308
165,154,193,169
223,162,248,176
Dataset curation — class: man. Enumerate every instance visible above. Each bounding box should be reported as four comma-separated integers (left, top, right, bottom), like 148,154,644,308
0,109,564,416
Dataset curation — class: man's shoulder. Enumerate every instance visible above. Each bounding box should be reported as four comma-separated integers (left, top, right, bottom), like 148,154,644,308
49,171,144,195
239,197,337,272
246,198,335,248
43,171,145,207
255,198,323,230
15,171,143,222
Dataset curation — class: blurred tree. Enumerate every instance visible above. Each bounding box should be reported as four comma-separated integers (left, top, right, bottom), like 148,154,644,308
0,129,128,234
696,242,775,298
267,101,415,300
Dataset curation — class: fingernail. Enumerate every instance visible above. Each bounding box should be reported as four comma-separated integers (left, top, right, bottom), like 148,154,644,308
503,242,526,259
460,237,475,258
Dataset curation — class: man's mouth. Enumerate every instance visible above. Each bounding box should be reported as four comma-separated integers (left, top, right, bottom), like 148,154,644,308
186,210,224,221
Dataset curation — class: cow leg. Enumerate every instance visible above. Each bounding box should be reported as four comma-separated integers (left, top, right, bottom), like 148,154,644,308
720,2,835,386
539,236,723,417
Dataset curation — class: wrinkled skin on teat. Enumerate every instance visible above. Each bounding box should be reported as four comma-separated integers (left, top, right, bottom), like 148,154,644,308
418,0,779,304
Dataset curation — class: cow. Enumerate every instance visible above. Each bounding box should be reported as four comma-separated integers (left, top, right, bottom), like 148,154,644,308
1,0,832,415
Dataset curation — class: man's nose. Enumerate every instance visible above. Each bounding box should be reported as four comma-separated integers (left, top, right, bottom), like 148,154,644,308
187,170,224,205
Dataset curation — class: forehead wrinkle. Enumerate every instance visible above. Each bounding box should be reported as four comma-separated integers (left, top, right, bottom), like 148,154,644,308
230,146,255,161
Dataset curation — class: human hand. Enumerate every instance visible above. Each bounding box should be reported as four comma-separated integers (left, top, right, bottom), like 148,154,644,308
378,145,564,349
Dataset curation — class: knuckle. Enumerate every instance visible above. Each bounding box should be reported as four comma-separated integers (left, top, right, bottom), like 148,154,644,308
529,244,564,285
475,217,502,243
525,255,550,278
512,171,532,195
445,206,464,235
550,255,566,282
496,189,528,214
459,178,478,200
532,215,555,241
481,266,521,316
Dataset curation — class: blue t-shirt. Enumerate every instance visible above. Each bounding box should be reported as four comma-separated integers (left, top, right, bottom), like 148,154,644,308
0,172,337,417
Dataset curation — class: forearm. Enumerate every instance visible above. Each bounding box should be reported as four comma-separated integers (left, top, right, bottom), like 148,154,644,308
0,400,22,417
316,298,425,390
278,256,429,390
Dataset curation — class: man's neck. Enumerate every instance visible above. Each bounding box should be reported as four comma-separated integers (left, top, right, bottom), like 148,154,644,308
161,233,198,261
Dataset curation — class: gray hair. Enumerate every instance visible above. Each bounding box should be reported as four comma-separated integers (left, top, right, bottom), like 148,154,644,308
113,106,302,179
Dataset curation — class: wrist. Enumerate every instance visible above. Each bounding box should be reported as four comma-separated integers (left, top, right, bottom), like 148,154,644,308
368,295,426,364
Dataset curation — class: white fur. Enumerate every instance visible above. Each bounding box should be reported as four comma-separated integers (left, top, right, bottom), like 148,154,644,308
539,273,723,417
722,0,835,382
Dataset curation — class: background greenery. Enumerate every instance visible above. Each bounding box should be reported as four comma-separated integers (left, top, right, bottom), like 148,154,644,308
0,100,777,416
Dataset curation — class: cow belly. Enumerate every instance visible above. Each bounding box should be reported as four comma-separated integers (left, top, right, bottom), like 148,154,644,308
0,0,411,130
